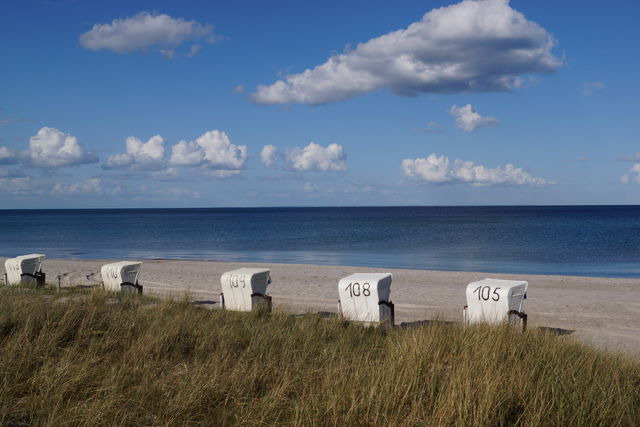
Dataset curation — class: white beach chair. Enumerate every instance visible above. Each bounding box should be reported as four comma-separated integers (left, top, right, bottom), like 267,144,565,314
338,273,394,326
220,268,272,312
463,278,528,330
4,254,46,286
100,261,143,294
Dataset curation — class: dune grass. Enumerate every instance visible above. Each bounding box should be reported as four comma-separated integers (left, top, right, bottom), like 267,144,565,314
0,285,638,426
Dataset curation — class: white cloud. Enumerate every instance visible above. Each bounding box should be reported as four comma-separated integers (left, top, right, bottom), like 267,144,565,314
621,164,640,184
421,121,444,133
619,152,640,162
207,170,241,179
159,187,202,198
28,127,98,167
581,81,605,97
260,144,279,166
0,146,22,165
284,142,347,172
79,12,216,56
303,182,318,192
449,104,499,132
170,130,248,171
51,178,122,196
0,176,41,196
104,135,166,171
402,153,554,186
0,168,25,178
151,167,179,181
252,0,561,105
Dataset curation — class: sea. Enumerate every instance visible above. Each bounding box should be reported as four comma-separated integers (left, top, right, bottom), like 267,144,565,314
0,206,639,278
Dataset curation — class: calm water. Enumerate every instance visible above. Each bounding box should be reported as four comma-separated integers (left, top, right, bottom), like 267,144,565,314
0,206,639,278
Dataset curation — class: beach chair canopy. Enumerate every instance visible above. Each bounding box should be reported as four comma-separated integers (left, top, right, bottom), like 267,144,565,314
101,261,142,292
465,278,528,324
220,268,271,312
338,272,392,324
4,254,46,285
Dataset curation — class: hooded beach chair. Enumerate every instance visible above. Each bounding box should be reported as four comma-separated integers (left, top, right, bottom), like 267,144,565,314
4,254,46,286
463,278,528,330
100,261,143,294
338,273,394,326
220,268,272,312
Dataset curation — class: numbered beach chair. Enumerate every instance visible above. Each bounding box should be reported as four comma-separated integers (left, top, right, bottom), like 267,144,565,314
100,261,143,294
220,268,272,312
4,254,46,286
338,273,394,326
463,278,528,330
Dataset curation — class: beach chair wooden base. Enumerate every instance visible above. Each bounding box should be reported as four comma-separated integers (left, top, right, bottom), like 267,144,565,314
337,299,395,327
463,305,527,331
21,272,46,286
220,292,272,312
120,281,143,294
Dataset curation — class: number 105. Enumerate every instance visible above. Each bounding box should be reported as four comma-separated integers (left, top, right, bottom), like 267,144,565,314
473,286,501,301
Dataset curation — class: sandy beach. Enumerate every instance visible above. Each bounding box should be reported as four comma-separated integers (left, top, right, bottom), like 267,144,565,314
3,257,639,354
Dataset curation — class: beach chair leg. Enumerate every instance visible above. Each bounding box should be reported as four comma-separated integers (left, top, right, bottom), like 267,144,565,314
508,310,527,331
378,300,395,328
337,299,342,317
463,305,468,325
220,293,225,310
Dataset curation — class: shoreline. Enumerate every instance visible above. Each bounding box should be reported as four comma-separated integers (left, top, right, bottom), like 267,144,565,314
3,257,639,354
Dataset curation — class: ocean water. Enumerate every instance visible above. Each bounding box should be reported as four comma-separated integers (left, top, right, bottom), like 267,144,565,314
0,206,639,278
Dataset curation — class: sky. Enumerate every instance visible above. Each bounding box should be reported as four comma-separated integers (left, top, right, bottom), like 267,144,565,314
1,0,639,208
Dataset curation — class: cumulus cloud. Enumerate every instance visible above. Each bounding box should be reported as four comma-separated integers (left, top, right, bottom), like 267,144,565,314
0,146,22,165
449,104,499,132
284,142,347,172
170,130,248,171
252,0,561,105
580,81,605,97
79,12,216,57
28,127,98,167
402,153,553,186
260,144,279,166
51,178,122,196
621,164,640,184
104,135,166,171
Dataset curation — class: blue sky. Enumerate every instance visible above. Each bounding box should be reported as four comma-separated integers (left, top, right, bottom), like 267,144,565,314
0,0,639,208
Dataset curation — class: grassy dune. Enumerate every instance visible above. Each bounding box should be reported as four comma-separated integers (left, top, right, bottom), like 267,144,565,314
0,286,638,426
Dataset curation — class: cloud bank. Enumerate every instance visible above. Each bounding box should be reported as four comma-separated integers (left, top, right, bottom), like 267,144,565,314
252,0,561,105
402,153,554,186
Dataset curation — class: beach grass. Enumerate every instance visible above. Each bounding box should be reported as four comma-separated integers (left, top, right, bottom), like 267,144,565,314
0,285,638,426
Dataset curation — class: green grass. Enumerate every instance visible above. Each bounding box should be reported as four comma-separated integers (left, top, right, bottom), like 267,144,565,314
0,285,639,426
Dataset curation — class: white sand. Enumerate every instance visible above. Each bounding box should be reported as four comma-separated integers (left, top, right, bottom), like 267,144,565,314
3,257,639,354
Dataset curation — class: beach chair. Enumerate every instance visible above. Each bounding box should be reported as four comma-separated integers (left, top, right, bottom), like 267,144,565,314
463,278,528,330
220,268,272,312
338,273,394,326
100,261,143,294
4,254,46,286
